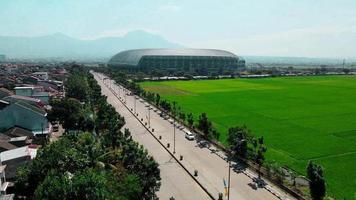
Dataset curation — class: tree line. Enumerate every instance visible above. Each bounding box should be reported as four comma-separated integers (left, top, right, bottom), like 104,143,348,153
15,65,161,200
96,66,327,200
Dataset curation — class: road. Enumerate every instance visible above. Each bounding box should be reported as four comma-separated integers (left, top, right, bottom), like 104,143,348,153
93,72,295,200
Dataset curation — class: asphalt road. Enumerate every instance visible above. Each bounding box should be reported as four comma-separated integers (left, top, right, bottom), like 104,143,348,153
93,72,295,200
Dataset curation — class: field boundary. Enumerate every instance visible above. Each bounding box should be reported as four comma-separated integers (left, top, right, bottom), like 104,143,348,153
99,73,308,200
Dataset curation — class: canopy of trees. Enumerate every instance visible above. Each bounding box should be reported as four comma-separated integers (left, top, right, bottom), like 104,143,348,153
15,67,160,200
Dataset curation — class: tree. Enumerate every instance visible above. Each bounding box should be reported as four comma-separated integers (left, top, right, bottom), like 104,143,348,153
187,113,194,128
227,125,250,159
252,137,267,178
179,112,186,123
65,73,90,102
34,169,126,200
342,68,351,74
307,161,326,200
155,94,160,106
197,113,212,137
48,98,92,131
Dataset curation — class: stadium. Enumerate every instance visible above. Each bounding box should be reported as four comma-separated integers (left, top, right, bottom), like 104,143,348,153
108,49,245,73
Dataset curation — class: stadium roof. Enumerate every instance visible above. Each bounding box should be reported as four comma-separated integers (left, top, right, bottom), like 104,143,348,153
109,48,239,66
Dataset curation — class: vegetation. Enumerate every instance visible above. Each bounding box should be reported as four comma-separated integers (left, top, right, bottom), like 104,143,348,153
140,76,356,199
15,67,160,200
307,161,326,200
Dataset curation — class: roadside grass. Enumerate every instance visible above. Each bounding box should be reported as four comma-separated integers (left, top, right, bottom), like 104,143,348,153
140,76,356,199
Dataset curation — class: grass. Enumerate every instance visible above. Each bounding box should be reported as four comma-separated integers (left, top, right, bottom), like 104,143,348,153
140,76,356,199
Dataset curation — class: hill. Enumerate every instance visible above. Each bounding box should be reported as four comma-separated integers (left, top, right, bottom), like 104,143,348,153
0,30,182,60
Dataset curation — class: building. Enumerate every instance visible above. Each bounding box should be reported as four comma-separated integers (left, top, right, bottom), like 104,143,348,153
0,100,51,136
13,87,49,104
32,72,49,80
0,146,37,179
0,55,5,62
108,49,245,74
0,89,13,99
0,165,13,197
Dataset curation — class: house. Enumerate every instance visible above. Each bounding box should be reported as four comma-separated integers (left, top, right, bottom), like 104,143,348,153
0,146,37,179
0,165,13,198
0,89,13,99
13,87,50,105
0,142,16,153
32,72,48,80
0,100,51,136
4,127,34,139
2,95,44,108
14,87,34,97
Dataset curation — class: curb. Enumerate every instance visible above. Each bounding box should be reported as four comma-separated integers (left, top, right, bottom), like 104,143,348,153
101,78,217,200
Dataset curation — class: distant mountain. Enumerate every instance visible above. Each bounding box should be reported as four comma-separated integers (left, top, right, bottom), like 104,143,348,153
0,30,183,60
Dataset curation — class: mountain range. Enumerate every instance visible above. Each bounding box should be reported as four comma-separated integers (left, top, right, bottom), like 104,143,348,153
0,30,182,60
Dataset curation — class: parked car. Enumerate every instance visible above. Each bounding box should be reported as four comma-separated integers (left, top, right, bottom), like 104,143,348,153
185,130,195,140
52,124,59,132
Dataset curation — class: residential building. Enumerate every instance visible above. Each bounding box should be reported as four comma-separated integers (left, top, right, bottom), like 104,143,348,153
0,100,51,136
13,87,49,104
0,146,37,179
32,72,48,80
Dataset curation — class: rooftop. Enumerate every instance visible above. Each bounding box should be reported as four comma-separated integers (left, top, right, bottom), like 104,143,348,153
109,48,239,66
0,146,37,162
4,127,34,138
14,87,34,90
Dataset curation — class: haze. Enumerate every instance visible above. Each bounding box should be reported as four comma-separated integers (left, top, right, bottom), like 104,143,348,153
1,0,356,58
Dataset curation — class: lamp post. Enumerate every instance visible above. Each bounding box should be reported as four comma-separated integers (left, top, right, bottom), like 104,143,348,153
148,105,151,127
227,158,231,200
173,118,176,154
134,96,137,114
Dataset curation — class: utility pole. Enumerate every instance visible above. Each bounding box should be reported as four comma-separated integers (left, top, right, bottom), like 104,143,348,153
173,118,176,154
148,106,151,127
227,159,231,200
134,96,137,113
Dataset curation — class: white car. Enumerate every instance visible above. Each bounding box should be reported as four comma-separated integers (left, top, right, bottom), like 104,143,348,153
185,130,195,140
168,118,174,124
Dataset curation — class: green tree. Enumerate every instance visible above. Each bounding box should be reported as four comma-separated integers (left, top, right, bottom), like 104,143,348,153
252,137,267,178
65,73,90,102
227,125,250,159
155,94,161,106
307,161,326,200
179,112,186,123
34,169,122,200
197,113,212,137
187,113,194,128
48,98,92,131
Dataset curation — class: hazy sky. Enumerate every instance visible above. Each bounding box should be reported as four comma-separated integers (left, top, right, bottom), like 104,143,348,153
1,0,356,58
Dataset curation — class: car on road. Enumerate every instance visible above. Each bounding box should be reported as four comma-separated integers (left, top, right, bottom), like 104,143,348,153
168,118,174,124
52,124,59,132
185,130,195,140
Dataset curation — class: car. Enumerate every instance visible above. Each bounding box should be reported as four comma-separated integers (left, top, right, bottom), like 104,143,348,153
52,124,59,132
168,118,174,124
185,130,195,140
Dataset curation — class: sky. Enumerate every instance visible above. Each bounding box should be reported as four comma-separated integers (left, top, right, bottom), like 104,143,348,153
1,0,356,58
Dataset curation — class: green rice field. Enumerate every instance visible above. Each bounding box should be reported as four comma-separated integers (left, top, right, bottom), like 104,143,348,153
140,76,356,199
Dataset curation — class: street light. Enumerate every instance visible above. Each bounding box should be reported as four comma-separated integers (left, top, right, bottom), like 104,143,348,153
227,157,231,200
134,96,137,114
173,118,176,154
148,105,151,127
